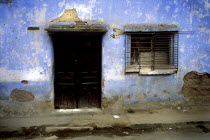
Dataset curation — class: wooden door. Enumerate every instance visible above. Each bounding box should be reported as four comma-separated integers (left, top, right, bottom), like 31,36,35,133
53,34,101,109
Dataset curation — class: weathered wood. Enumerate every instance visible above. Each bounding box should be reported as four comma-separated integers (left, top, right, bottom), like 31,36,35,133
53,34,101,109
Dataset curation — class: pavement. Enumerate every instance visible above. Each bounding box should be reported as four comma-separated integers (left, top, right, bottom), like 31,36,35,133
1,106,210,134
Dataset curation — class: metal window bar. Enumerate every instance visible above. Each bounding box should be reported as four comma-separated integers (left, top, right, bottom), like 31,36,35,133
125,31,178,72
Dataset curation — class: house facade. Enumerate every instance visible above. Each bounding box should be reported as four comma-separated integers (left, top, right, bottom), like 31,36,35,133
0,0,210,117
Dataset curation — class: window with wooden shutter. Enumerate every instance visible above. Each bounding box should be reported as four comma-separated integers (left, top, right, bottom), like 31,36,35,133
125,31,178,75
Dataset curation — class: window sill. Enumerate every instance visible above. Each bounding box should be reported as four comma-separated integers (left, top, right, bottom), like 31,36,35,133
125,65,177,75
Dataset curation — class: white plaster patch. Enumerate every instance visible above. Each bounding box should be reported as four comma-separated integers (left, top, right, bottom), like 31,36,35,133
145,14,155,22
26,12,34,22
104,63,125,80
189,2,209,23
0,28,2,45
97,8,103,14
0,27,2,38
180,48,185,53
88,0,96,5
34,7,47,25
190,59,198,63
124,10,128,15
175,8,178,13
205,1,210,10
174,0,178,5
126,0,131,4
165,6,170,12
43,3,47,7
208,37,210,44
0,67,49,82
198,26,210,34
97,18,104,24
189,12,194,25
59,0,65,8
29,32,44,54
154,4,160,11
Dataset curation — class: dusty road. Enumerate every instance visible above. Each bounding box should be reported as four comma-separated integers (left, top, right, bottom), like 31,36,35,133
67,131,210,140
2,130,210,140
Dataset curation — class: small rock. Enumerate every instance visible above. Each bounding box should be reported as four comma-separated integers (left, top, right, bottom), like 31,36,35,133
177,106,182,110
113,115,120,118
44,135,58,140
123,132,129,135
183,107,189,112
136,93,147,99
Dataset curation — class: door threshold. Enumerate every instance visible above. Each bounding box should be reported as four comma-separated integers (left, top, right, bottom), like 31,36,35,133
52,108,102,115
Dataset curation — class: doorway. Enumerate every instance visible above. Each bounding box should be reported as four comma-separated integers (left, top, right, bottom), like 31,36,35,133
51,33,102,109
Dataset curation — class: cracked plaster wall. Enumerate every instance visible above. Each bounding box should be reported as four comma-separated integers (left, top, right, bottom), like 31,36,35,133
0,0,209,115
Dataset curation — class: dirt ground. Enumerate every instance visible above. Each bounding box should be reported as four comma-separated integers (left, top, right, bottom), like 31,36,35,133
1,122,210,140
1,107,210,140
2,129,210,140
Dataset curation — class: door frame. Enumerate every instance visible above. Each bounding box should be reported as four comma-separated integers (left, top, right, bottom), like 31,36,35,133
49,31,105,109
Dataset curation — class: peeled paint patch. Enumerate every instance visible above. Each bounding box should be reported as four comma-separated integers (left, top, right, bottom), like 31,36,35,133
163,90,170,94
136,93,147,99
51,9,81,22
21,80,28,84
110,28,124,39
179,71,210,104
10,88,35,102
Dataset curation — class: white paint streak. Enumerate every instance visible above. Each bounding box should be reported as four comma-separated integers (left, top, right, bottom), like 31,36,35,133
175,8,178,13
205,1,210,10
0,67,49,82
105,63,125,80
0,27,2,38
165,6,170,12
174,0,178,5
34,7,47,25
145,14,155,22
125,0,131,4
59,0,65,8
198,26,210,34
30,33,44,53
124,10,128,15
208,37,210,44
180,48,185,53
189,12,193,25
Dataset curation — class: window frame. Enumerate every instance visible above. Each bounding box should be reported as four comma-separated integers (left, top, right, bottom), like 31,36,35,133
125,31,178,75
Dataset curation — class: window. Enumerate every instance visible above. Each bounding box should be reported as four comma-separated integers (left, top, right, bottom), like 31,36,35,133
125,32,178,74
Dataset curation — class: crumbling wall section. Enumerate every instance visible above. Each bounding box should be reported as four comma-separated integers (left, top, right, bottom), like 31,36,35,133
179,71,210,105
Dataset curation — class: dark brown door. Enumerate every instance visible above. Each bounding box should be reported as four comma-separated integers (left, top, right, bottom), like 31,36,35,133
52,34,102,109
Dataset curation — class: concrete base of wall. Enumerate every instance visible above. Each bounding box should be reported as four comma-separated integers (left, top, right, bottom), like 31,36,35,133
0,100,53,117
0,97,186,117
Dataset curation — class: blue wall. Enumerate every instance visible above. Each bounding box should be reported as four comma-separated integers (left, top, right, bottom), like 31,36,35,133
0,0,209,103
